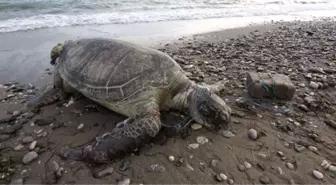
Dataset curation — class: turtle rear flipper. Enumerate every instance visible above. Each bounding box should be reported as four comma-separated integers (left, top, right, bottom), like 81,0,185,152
60,112,162,163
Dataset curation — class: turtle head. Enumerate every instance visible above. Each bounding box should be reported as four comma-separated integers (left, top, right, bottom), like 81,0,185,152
188,86,232,130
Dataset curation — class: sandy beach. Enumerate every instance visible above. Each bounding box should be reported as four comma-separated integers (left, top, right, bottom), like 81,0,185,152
1,18,336,185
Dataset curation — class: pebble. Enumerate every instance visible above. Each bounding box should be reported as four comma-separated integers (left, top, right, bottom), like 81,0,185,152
10,178,23,185
56,167,64,177
77,123,84,130
248,128,258,140
168,156,175,162
0,134,10,141
259,175,271,184
22,151,38,164
257,153,267,159
298,104,309,112
238,164,245,171
312,170,323,180
219,173,227,181
52,161,60,172
328,165,336,172
294,144,305,152
277,151,284,157
244,161,252,169
95,167,114,178
286,162,294,170
191,123,202,130
196,136,208,145
298,83,305,87
309,81,319,89
29,140,37,150
321,160,329,167
308,146,318,152
228,179,234,184
148,164,166,173
277,167,283,175
118,178,130,185
188,143,199,149
22,136,34,143
222,130,235,138
15,144,24,151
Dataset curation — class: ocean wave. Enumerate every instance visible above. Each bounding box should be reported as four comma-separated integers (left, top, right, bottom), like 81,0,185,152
0,0,335,32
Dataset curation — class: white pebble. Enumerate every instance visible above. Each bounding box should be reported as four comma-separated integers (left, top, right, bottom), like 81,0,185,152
14,144,24,151
196,136,208,145
29,141,37,150
168,156,175,162
118,178,130,185
286,162,294,170
328,165,336,172
277,167,283,175
77,123,84,130
312,170,323,180
308,146,318,152
321,160,329,167
244,161,252,169
257,153,267,159
309,81,319,89
277,151,284,157
22,151,38,164
248,128,258,140
219,173,227,181
191,123,202,130
188,143,199,149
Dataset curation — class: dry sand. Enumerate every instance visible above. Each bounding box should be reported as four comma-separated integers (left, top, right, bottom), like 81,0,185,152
1,19,336,185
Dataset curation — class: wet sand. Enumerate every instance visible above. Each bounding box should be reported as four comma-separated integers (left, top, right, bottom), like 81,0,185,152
1,18,336,185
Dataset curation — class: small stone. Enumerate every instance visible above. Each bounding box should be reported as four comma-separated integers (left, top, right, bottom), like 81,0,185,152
248,128,258,140
77,123,84,130
257,163,266,171
222,130,235,138
0,134,10,141
168,156,175,162
191,123,202,130
244,161,252,169
147,164,166,173
95,167,114,178
10,178,23,185
22,136,34,144
118,178,130,185
308,146,318,152
188,143,199,149
294,144,305,152
238,164,245,171
298,104,309,112
277,167,283,175
228,179,234,184
328,165,336,172
13,111,21,116
219,173,227,181
56,167,64,177
29,140,37,150
321,160,329,168
277,151,284,157
215,174,223,182
259,175,271,184
22,151,38,164
293,122,301,127
312,170,323,180
286,162,294,170
52,161,60,172
196,136,208,145
257,153,267,159
15,144,24,151
298,83,305,87
309,81,319,89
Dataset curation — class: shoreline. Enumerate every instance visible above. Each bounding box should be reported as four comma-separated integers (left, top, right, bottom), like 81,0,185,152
0,15,335,87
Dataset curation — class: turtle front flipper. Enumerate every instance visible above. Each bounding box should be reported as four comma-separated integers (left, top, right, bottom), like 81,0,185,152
25,85,66,110
60,112,162,163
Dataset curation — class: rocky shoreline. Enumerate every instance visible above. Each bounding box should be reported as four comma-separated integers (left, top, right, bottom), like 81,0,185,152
1,19,336,184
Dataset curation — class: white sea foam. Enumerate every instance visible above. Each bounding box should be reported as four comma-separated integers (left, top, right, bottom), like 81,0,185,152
0,0,335,32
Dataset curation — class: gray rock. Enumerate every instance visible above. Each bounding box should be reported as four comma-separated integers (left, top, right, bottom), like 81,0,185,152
248,128,258,140
22,151,38,164
222,130,235,138
238,164,245,171
10,178,23,185
286,162,294,170
147,164,166,173
118,178,130,185
259,175,271,184
0,134,10,142
246,72,296,100
324,120,336,129
95,167,114,178
309,81,319,89
298,104,309,112
294,144,305,152
196,136,208,145
22,136,34,144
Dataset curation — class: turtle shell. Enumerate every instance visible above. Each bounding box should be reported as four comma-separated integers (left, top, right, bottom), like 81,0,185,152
56,38,183,102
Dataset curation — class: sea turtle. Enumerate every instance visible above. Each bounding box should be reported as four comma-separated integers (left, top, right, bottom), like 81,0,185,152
26,38,232,163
